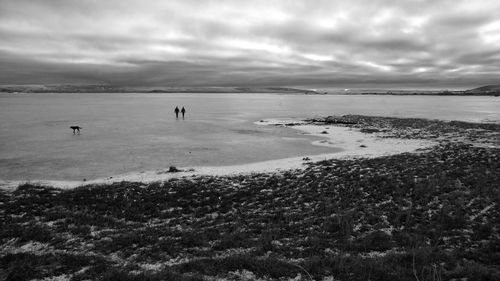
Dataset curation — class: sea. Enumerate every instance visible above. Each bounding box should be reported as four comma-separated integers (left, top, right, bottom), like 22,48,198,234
1,93,499,181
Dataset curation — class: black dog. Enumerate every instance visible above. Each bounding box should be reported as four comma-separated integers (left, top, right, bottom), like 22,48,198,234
70,126,82,134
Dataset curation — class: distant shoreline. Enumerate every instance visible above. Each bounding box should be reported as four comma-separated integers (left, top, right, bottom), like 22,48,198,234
334,92,500,96
0,86,318,95
1,84,499,96
2,91,499,96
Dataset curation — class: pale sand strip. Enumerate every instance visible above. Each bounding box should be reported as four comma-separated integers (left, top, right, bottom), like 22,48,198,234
0,119,435,190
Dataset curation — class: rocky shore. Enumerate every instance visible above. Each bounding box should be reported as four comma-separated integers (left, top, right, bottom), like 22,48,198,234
1,115,499,281
306,115,499,147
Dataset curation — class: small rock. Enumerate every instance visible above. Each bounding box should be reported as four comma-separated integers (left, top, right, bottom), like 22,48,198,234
168,166,181,172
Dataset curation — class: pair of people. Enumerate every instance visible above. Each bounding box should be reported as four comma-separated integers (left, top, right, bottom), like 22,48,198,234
174,106,186,118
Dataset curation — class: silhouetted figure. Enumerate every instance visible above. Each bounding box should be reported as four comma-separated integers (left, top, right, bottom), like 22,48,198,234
181,107,186,118
174,106,180,118
70,126,82,134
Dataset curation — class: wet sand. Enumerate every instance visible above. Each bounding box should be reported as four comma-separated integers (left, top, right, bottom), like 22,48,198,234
0,118,434,189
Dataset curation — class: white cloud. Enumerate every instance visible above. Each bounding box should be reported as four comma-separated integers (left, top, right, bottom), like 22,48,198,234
359,60,393,72
480,20,500,45
302,53,334,62
220,38,292,55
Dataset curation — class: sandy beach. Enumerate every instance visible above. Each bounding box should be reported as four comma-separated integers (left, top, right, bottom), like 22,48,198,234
0,118,435,190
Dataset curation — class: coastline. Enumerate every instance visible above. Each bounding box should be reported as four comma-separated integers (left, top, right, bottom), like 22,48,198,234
0,118,435,190
1,115,499,280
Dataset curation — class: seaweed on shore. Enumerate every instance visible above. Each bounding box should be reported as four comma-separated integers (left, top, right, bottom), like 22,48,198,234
319,115,499,142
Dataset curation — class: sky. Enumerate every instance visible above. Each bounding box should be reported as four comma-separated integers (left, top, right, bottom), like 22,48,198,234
1,0,499,90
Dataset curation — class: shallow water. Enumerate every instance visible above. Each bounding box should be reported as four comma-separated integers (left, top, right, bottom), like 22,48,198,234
1,93,499,181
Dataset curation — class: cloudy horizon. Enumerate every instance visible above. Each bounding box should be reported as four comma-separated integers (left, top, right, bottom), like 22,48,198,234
1,0,499,90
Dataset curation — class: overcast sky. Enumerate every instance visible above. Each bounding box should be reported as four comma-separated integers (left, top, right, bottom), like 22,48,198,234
1,0,499,89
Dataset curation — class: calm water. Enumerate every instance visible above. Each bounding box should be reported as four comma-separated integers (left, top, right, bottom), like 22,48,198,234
1,93,499,181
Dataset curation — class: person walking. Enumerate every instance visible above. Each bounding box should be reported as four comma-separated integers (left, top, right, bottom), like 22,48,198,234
174,106,180,118
181,107,186,118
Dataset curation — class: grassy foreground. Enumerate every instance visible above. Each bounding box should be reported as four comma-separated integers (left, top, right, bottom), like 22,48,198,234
1,115,499,281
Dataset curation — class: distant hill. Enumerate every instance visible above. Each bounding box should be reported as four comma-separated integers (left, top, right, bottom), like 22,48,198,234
2,84,499,96
340,85,500,96
0,85,317,94
465,84,500,94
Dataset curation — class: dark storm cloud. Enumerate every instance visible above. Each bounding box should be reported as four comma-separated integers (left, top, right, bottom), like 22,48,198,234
1,0,499,89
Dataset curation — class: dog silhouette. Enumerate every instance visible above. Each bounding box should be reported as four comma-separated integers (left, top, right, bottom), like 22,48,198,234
70,126,82,134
